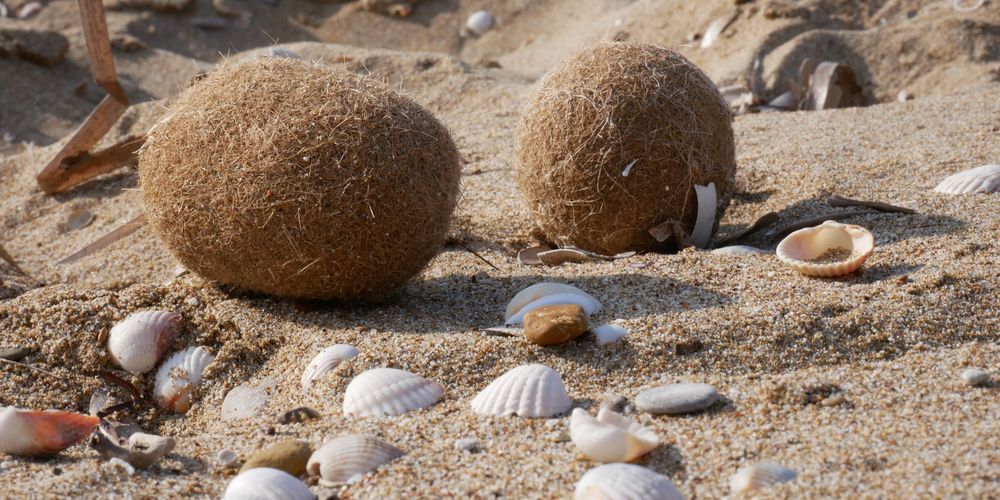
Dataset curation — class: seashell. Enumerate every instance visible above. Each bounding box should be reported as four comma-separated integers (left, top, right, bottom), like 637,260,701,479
961,367,990,387
691,182,717,249
306,434,404,484
300,344,360,389
776,221,874,277
575,463,684,500
222,382,272,421
107,310,183,374
569,408,659,463
505,282,601,322
0,407,99,457
154,346,215,413
592,324,628,345
222,467,316,500
342,368,443,417
700,12,736,49
767,91,798,109
218,449,239,468
730,462,797,494
470,364,572,418
711,245,768,256
933,164,1000,194
466,10,495,36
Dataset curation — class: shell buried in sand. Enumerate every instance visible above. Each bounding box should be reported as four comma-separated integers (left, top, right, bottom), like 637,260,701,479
107,310,183,374
776,221,874,277
307,434,404,485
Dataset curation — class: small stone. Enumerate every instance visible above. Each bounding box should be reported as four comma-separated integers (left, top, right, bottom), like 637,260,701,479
0,28,69,66
819,393,846,407
64,209,95,232
0,346,33,362
543,418,561,428
106,457,135,476
547,431,570,443
961,368,990,387
278,406,320,424
523,304,588,346
599,393,626,412
635,383,720,415
453,438,480,453
240,439,312,476
217,449,238,468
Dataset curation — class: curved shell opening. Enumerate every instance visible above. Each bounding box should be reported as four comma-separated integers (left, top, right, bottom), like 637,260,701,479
776,221,874,277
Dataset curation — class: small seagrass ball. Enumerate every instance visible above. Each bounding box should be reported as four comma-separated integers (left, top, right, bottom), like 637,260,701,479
515,42,737,255
138,57,460,300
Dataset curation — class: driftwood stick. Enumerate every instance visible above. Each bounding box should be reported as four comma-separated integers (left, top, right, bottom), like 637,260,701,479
827,195,916,214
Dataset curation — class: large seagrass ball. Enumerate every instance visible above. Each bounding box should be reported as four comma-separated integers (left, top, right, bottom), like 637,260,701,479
515,42,737,255
138,57,461,300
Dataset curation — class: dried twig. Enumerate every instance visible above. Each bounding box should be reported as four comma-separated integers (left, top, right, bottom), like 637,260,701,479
0,243,28,276
97,370,144,405
827,196,915,214
0,357,60,378
455,240,501,272
714,211,780,247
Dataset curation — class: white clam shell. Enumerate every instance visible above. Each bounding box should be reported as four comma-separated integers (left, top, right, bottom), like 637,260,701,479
154,346,215,413
470,364,572,418
300,344,360,389
575,463,684,500
107,310,183,374
342,368,443,417
730,462,797,494
505,282,601,322
933,164,1000,194
776,221,874,277
570,408,659,463
466,10,495,36
306,434,404,484
711,245,768,256
222,467,315,500
691,182,717,249
0,407,99,457
592,324,628,345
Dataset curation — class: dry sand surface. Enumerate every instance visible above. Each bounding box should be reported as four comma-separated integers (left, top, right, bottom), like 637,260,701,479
1,0,999,498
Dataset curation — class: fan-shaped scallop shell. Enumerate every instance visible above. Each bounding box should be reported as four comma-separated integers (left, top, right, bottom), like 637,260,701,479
107,310,183,374
730,462,797,494
575,463,684,500
222,467,316,500
933,164,1000,194
342,368,443,417
300,344,359,389
470,364,572,418
154,346,215,413
505,283,602,325
0,407,99,457
306,434,404,484
776,221,874,277
570,408,659,463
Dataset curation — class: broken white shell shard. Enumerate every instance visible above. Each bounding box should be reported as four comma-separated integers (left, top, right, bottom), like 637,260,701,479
592,324,628,345
0,407,99,457
569,408,659,463
730,463,797,494
700,15,733,49
466,10,495,36
505,282,600,321
470,364,572,418
107,310,183,374
306,434,404,484
933,164,1000,194
222,383,271,421
223,467,316,500
691,183,717,249
776,221,874,277
342,368,443,417
575,463,684,500
154,346,215,413
300,344,360,389
712,245,768,256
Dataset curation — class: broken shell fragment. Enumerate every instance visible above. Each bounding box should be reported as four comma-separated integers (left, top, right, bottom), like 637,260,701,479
505,282,601,323
592,324,628,345
575,463,684,500
470,364,572,418
730,462,797,494
933,164,1000,194
0,407,99,457
570,408,659,463
223,467,316,500
107,310,183,374
342,368,443,417
776,221,874,277
153,346,215,413
307,434,404,484
711,245,768,256
961,367,990,387
300,344,359,389
466,10,495,36
691,183,717,249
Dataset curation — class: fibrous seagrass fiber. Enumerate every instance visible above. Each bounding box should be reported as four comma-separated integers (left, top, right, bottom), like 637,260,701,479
138,57,461,300
515,42,737,255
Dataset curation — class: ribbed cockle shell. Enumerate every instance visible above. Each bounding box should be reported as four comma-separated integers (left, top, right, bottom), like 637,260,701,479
342,368,443,417
776,221,874,277
730,462,797,494
933,164,1000,194
470,364,572,418
300,344,359,389
306,434,404,484
222,467,316,500
154,346,215,413
107,310,183,374
0,407,99,457
575,463,685,500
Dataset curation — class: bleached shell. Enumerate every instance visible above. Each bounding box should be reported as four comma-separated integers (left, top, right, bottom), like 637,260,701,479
107,310,183,374
505,288,602,326
466,10,495,36
691,182,717,249
575,463,684,500
154,346,215,413
570,408,659,463
0,407,99,457
730,463,797,494
776,221,874,277
712,245,768,256
470,364,572,418
505,282,600,321
306,434,404,484
342,368,443,417
222,467,316,500
300,344,360,389
933,164,1000,194
592,324,628,345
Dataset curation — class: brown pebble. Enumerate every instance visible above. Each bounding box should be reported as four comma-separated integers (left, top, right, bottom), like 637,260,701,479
523,304,588,346
240,439,312,476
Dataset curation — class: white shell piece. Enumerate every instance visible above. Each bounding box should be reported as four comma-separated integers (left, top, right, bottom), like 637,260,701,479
301,344,360,389
730,463,797,494
592,324,628,345
700,15,732,49
505,283,600,321
107,310,183,374
505,293,602,326
466,10,495,36
470,364,572,418
711,245,768,256
306,434,404,484
153,346,215,413
222,467,316,500
342,368,443,417
222,384,271,421
0,407,99,457
691,183,717,249
575,463,685,500
776,221,874,277
570,408,659,463
961,367,990,387
933,164,1000,194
